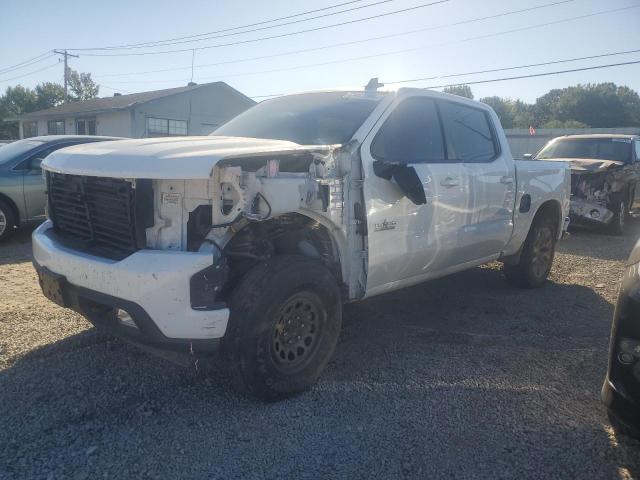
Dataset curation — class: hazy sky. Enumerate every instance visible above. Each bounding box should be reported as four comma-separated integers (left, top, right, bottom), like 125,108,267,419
1,0,639,103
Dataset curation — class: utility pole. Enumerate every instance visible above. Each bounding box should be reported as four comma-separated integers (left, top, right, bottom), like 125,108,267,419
53,49,79,103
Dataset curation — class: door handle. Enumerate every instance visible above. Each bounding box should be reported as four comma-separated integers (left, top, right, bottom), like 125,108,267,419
500,176,514,184
440,176,459,187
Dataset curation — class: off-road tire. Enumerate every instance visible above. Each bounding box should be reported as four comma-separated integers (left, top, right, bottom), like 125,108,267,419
607,195,627,236
0,199,16,242
504,214,557,289
222,255,342,401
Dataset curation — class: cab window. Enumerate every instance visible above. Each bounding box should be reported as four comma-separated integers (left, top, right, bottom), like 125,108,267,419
370,97,446,164
439,101,498,163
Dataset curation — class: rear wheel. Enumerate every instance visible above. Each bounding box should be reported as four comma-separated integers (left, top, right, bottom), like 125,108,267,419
504,214,557,289
222,255,342,401
0,199,16,242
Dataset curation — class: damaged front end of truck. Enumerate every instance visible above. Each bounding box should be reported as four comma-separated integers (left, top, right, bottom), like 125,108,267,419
34,135,370,354
569,159,638,226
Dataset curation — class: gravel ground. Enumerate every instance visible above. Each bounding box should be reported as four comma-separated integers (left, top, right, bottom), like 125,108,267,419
1,223,639,479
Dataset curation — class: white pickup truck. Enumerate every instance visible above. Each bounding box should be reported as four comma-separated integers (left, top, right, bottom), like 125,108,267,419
33,87,570,400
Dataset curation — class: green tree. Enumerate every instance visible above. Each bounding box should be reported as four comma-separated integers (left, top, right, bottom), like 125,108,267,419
533,83,640,128
33,82,65,111
0,71,98,139
66,67,99,101
0,86,38,138
480,96,514,128
443,85,474,99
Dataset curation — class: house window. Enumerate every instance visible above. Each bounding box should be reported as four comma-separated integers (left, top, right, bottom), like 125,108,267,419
147,117,188,136
47,120,65,135
23,121,37,138
76,118,96,135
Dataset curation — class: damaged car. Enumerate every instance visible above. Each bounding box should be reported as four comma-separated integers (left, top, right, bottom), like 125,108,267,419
33,86,570,401
532,134,640,235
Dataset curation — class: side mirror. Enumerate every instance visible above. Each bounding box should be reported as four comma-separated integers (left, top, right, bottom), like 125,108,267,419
372,160,426,205
29,157,43,171
522,153,533,160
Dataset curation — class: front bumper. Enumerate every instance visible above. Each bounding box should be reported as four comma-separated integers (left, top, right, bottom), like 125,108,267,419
569,197,614,225
601,262,640,438
32,221,229,349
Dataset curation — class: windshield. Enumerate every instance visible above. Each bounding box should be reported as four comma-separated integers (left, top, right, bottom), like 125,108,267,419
537,138,633,163
0,139,45,165
212,92,383,145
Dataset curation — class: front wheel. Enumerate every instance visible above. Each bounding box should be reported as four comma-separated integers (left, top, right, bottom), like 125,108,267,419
504,214,557,289
608,197,627,236
0,199,16,242
222,255,342,401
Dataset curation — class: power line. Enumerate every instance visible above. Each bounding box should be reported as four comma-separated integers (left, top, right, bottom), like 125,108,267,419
66,0,370,51
386,48,640,85
76,0,450,57
423,59,640,89
94,0,575,78
67,0,395,51
0,51,55,75
96,5,638,85
247,59,640,99
0,62,60,83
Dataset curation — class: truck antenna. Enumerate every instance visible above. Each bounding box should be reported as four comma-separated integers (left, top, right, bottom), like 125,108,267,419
364,78,384,97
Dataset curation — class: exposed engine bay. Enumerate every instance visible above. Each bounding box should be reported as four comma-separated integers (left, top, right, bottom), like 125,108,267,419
569,161,639,224
140,142,367,304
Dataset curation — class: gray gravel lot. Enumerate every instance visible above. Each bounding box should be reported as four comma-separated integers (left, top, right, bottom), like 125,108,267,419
1,224,639,479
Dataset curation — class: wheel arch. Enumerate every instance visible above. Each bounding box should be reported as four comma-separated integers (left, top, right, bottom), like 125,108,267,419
532,199,563,239
219,211,347,300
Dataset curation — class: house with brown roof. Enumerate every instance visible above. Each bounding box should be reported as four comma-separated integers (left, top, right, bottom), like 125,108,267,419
17,82,255,139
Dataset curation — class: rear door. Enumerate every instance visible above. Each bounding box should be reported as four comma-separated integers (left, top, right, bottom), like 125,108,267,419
361,92,469,295
437,99,516,262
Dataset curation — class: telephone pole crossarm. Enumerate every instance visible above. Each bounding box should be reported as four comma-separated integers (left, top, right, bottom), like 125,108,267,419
53,49,79,103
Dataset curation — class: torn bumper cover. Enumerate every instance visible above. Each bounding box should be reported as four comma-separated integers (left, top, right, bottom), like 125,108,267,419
32,221,229,352
570,197,614,225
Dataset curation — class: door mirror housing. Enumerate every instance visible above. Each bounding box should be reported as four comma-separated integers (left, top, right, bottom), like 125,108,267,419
29,157,43,171
522,153,533,160
372,160,427,205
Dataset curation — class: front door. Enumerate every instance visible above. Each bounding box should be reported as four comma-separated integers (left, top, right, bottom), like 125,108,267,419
361,93,469,296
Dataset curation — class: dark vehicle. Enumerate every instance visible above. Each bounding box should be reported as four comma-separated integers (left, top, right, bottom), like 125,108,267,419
602,239,640,439
0,135,122,241
532,134,640,235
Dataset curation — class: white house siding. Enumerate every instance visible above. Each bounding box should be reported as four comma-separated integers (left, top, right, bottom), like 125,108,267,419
17,82,254,139
21,111,132,138
95,111,132,137
131,84,254,138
